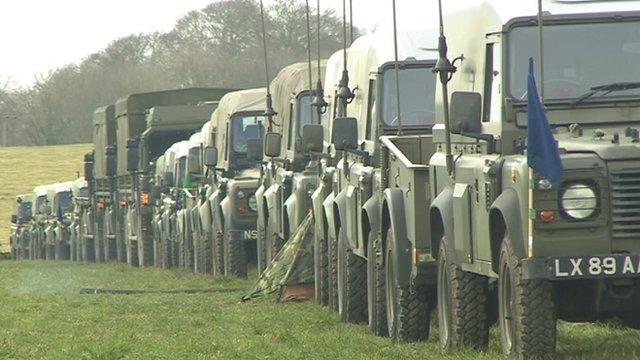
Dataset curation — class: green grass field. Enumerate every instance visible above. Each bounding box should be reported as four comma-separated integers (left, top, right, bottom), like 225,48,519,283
0,144,92,253
1,261,639,359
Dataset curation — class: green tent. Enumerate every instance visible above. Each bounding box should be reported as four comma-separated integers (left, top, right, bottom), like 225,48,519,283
242,212,314,302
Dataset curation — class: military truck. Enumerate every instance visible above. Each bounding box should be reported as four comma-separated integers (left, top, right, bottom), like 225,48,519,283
113,88,231,267
151,154,166,268
10,194,33,260
375,0,640,356
29,185,53,259
173,139,199,271
43,182,74,260
91,105,117,263
69,177,90,262
202,88,267,278
255,61,326,275
153,142,182,269
308,29,439,338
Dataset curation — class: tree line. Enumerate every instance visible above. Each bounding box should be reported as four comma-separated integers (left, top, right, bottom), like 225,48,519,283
0,0,353,146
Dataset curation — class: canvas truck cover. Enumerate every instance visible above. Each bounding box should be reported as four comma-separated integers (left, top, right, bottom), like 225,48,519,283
243,212,314,301
115,88,235,176
210,88,267,168
92,105,116,179
72,178,88,197
145,104,216,129
271,61,327,156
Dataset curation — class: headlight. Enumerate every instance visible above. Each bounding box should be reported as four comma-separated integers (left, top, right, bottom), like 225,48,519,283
561,183,597,219
248,194,258,212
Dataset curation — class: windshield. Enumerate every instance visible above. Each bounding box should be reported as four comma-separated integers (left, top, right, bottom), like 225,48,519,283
380,65,437,127
297,93,320,137
79,187,90,198
57,191,73,213
18,202,32,220
36,195,47,214
231,114,266,153
508,21,640,101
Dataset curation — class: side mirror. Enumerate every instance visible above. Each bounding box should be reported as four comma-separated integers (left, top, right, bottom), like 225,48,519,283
204,147,218,168
247,138,263,162
264,132,281,158
450,91,482,134
331,117,358,150
105,145,116,177
187,147,202,174
163,172,175,188
83,151,94,163
11,215,17,224
302,124,324,152
126,138,139,172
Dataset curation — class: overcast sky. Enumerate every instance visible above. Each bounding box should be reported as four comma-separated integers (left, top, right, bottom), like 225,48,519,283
0,0,459,88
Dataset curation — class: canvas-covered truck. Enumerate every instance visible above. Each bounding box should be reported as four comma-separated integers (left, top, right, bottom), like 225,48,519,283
114,88,231,267
30,184,55,259
313,29,439,338
202,88,267,278
255,61,326,275
10,194,34,260
92,105,117,263
420,0,640,357
69,177,90,262
44,181,75,260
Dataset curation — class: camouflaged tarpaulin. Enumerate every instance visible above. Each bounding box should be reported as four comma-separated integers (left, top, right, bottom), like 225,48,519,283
242,212,314,301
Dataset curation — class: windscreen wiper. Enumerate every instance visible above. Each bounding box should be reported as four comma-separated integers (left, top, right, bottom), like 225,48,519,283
571,82,640,107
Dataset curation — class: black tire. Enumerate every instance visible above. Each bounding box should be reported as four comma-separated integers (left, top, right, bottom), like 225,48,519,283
385,228,431,342
212,230,225,276
314,220,329,306
437,238,489,351
367,230,387,336
337,228,367,323
328,229,339,311
256,215,267,275
498,237,556,358
225,231,247,278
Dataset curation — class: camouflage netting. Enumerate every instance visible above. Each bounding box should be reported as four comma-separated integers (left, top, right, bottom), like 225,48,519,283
242,212,314,302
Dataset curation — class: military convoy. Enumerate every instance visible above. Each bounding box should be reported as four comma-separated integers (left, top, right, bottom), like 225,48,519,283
8,0,640,357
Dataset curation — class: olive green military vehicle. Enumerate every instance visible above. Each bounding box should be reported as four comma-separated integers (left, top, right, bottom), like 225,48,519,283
151,154,167,268
30,184,56,259
374,0,640,357
202,88,267,278
91,105,118,263
10,194,34,260
69,177,90,262
43,181,75,260
255,61,326,275
310,30,438,339
113,88,231,267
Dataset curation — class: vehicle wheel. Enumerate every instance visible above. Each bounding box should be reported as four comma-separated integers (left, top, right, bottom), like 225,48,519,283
328,229,339,311
137,214,153,267
256,215,267,275
225,231,247,278
621,315,640,330
385,228,430,342
337,228,367,323
213,230,225,276
437,238,489,351
367,230,387,336
498,237,556,357
314,220,329,306
94,221,105,263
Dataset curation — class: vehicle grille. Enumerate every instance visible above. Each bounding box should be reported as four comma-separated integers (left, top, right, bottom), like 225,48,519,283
610,168,640,239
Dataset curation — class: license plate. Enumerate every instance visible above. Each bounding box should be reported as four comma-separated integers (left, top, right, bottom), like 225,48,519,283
549,254,640,280
243,230,258,240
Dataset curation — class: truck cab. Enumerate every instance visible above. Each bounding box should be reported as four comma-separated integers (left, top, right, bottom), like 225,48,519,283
10,194,33,260
429,0,640,356
204,88,267,278
255,61,326,274
48,181,75,260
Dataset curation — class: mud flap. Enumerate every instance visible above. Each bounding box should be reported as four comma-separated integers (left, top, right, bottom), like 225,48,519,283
383,188,412,287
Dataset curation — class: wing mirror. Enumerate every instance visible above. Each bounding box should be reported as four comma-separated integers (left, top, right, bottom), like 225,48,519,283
331,117,358,150
105,145,116,177
450,91,482,135
203,147,218,168
302,124,324,153
83,151,94,181
264,132,281,158
126,138,139,172
187,146,202,175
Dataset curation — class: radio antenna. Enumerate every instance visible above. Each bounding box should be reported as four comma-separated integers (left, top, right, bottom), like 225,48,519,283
434,0,456,176
391,0,403,135
336,0,354,117
537,0,545,102
311,0,328,119
259,0,277,130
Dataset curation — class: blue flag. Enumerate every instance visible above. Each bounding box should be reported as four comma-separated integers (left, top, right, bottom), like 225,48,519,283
526,58,563,183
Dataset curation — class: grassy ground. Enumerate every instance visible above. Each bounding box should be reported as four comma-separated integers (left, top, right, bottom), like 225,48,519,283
0,143,91,253
1,261,639,359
